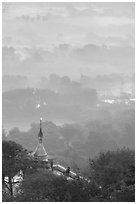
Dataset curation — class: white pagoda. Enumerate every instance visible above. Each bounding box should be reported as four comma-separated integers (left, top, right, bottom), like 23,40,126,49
32,118,48,162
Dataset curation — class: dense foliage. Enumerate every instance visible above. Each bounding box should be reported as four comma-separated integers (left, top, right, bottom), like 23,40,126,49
2,140,39,198
89,149,135,201
2,140,135,202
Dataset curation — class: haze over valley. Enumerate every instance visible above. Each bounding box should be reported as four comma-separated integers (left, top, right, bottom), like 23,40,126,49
2,2,135,167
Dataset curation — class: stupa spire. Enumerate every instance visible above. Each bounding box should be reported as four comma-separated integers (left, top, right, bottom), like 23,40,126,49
38,117,43,143
32,118,48,161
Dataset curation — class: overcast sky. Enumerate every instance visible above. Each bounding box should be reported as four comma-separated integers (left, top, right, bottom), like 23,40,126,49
2,2,135,80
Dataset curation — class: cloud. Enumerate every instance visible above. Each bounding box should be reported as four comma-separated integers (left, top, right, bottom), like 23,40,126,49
2,41,134,81
3,3,134,49
2,75,28,91
2,3,134,79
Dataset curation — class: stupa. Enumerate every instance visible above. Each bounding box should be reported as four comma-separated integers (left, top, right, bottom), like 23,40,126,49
32,118,48,162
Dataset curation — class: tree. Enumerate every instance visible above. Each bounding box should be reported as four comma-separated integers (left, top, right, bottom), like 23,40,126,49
15,169,95,202
3,139,135,202
2,140,31,198
89,148,135,201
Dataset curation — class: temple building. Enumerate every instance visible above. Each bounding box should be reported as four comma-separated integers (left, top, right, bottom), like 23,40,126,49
31,118,56,169
30,118,84,181
32,118,48,162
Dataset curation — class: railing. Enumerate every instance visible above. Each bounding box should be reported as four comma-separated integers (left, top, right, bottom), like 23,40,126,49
52,164,90,182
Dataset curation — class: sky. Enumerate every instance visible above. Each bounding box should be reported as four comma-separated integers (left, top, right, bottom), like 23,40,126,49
2,2,135,80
